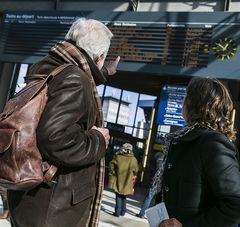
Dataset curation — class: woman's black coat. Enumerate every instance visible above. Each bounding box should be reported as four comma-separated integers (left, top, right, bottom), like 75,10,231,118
158,128,240,227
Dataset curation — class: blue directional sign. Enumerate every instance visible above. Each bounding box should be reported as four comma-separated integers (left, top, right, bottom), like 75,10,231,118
157,85,186,127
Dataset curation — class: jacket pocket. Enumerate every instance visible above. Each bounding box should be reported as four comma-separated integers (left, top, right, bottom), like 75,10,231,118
108,175,116,189
72,183,94,205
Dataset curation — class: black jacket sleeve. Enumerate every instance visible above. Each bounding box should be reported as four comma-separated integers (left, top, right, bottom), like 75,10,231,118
36,69,106,167
185,133,240,226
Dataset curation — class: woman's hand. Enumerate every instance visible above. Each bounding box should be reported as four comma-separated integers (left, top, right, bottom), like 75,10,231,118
159,218,182,227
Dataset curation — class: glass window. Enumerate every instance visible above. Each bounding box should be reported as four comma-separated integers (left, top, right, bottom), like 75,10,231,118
102,86,121,123
117,90,139,134
97,84,105,97
133,94,157,138
15,64,28,93
100,86,157,138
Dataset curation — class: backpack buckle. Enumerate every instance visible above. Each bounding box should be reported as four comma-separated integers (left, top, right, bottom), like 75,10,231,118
0,110,14,121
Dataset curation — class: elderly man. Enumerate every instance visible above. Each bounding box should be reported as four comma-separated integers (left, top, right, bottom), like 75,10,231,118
8,18,119,227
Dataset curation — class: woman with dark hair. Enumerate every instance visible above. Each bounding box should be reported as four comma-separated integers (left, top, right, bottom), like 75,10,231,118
152,77,240,227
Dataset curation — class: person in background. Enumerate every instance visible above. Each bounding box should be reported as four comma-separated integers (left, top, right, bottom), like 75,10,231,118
152,77,240,227
8,18,120,227
0,187,9,219
137,150,164,218
109,143,138,217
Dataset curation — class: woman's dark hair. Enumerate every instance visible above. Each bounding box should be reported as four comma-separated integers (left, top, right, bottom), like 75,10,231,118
184,77,236,141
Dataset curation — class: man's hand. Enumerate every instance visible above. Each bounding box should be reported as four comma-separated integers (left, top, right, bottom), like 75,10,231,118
104,56,120,75
92,126,110,148
159,218,182,227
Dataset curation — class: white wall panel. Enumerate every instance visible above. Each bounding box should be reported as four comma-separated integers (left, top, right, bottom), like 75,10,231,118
0,1,228,12
137,2,223,12
230,1,240,11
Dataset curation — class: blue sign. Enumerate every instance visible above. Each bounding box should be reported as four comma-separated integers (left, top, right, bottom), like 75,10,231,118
157,85,186,127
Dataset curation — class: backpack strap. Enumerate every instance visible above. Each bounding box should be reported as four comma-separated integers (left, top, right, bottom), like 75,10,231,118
49,64,73,77
0,64,73,122
21,64,73,102
24,64,73,83
40,64,74,184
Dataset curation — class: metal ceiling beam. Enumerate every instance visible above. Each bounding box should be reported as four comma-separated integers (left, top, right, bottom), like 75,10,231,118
54,0,60,10
127,0,140,11
224,0,231,11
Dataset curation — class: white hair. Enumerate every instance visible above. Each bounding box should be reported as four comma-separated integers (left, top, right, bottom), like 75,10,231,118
65,18,113,60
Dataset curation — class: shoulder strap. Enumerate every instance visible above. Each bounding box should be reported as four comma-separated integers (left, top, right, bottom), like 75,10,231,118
24,63,73,83
27,63,74,98
50,64,72,77
18,64,73,98
0,64,73,121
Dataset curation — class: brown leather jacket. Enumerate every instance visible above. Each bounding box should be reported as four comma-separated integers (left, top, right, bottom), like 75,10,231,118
8,54,106,227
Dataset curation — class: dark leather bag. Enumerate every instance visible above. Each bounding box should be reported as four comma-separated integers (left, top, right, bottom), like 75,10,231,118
0,64,71,191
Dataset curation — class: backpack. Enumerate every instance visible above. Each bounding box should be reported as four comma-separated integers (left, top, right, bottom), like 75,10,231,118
0,64,71,191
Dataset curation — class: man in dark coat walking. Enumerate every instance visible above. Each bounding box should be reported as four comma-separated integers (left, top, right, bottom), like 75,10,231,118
8,18,119,227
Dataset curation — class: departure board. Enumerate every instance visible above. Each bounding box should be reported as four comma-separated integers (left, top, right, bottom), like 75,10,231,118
1,11,240,80
0,12,211,68
107,23,211,68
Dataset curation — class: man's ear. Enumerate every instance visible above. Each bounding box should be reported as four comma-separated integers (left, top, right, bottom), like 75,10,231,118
95,53,105,63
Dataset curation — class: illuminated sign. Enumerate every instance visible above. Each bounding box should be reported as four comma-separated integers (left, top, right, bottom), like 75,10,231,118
157,85,186,127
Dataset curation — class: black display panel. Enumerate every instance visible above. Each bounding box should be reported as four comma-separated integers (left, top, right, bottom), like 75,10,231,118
107,24,211,67
0,11,240,79
0,11,211,68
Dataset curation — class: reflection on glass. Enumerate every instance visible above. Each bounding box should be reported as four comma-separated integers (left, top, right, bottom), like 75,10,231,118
102,86,121,123
15,64,28,93
117,90,139,134
133,107,145,138
97,85,104,97
157,125,171,139
133,94,156,139
99,85,157,138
